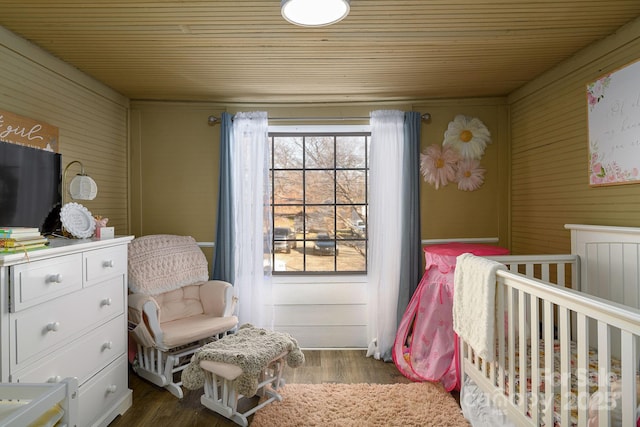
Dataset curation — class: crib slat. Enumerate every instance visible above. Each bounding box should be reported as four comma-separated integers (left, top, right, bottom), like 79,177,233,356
525,263,534,278
559,306,571,427
541,263,550,283
597,321,611,427
621,331,637,427
543,300,554,427
575,313,589,427
557,263,566,287
518,289,527,416
497,283,505,389
530,295,540,426
508,287,516,406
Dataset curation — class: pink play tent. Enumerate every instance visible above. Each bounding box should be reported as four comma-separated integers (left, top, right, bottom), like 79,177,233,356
393,243,509,391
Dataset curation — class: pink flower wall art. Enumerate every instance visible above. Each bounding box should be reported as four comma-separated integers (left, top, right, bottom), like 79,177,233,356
420,144,459,190
586,74,611,112
456,159,485,191
589,143,639,185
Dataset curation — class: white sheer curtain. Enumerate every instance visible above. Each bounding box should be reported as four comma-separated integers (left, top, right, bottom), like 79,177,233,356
367,110,405,361
231,111,273,328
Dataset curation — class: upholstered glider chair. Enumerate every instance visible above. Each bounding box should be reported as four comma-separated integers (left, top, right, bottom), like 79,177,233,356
127,234,238,398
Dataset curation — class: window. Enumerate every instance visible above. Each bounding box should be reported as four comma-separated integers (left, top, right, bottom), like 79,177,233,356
269,130,369,273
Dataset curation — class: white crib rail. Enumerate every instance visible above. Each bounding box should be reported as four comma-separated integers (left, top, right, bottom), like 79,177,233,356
461,266,640,427
0,377,78,427
487,254,580,290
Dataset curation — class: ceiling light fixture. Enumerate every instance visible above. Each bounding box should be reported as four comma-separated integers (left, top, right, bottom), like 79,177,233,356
281,0,350,27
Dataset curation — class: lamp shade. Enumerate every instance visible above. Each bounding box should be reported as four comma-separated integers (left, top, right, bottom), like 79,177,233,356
69,174,98,200
281,0,350,27
63,160,98,202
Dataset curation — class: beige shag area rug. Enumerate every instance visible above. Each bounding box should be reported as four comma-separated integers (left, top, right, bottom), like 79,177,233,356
250,382,470,426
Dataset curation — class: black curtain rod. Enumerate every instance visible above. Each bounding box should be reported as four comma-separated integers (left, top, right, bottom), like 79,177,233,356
207,113,431,126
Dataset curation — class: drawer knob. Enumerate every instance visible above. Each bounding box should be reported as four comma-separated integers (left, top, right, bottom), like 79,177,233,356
103,260,115,268
107,384,118,394
46,322,60,332
47,376,61,383
101,298,113,307
47,273,63,284
103,341,113,351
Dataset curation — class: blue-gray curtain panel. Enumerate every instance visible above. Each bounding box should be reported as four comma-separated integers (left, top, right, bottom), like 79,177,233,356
396,111,422,327
212,112,235,284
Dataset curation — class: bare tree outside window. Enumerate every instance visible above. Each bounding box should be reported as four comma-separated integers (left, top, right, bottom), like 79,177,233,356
269,132,369,273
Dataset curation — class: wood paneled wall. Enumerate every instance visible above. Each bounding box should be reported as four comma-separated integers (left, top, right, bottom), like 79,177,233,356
0,27,130,235
129,101,509,347
508,17,640,255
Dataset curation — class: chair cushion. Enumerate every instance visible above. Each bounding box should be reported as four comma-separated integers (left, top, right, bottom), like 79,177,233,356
161,314,239,348
128,234,209,295
155,285,204,323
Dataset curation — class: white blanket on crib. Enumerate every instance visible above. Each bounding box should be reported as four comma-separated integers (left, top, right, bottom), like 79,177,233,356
453,253,506,362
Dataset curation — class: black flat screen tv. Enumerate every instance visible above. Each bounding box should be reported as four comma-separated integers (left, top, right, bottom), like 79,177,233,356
0,141,62,235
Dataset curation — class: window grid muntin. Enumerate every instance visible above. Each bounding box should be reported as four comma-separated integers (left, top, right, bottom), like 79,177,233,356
269,132,369,274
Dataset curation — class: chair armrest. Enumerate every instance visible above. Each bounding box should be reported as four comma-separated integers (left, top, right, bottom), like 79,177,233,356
128,293,163,347
128,293,158,323
199,280,236,317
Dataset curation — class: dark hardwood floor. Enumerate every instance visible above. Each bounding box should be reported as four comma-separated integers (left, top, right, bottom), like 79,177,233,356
108,350,415,427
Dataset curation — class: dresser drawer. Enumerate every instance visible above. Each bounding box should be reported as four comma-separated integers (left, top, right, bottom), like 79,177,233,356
78,354,130,427
13,315,126,385
84,245,127,287
11,276,125,368
10,253,83,312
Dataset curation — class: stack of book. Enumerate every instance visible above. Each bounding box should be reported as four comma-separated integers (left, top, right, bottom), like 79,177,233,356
0,227,49,254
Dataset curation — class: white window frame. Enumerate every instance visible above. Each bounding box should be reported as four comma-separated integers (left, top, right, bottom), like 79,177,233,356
268,124,371,275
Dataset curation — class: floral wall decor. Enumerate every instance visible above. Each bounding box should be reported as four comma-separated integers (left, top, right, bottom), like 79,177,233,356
420,144,459,189
442,114,492,160
455,159,485,191
587,58,640,186
420,114,491,192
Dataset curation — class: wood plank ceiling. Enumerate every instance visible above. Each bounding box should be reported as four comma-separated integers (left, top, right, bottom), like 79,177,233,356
1,0,640,103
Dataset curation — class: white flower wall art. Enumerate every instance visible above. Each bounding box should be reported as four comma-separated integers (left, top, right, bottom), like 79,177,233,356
443,114,492,160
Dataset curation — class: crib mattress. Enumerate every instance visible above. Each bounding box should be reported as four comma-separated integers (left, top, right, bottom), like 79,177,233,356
463,339,636,427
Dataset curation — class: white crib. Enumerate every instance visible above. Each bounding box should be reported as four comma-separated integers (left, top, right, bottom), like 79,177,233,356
458,224,640,427
0,377,78,427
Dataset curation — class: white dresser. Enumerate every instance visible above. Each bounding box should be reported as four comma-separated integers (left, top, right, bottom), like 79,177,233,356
0,236,134,427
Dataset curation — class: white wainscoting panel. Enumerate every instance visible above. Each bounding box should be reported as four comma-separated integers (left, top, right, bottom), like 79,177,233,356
272,275,368,348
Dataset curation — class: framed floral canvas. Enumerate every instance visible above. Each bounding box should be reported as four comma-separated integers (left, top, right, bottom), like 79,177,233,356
587,58,640,186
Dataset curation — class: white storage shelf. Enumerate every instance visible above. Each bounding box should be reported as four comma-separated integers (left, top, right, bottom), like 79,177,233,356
0,236,134,427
